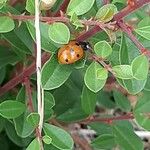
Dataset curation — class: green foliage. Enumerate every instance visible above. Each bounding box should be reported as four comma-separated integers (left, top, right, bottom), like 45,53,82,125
96,4,118,22
67,0,95,16
41,55,72,90
113,90,131,112
49,22,70,44
0,1,150,150
44,123,74,150
26,138,40,150
112,124,143,150
134,90,150,130
26,0,35,14
135,17,150,40
84,62,108,93
27,113,40,128
94,41,112,58
81,86,97,114
0,16,15,33
0,100,25,119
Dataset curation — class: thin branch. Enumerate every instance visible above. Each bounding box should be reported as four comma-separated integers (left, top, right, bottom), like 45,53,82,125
0,0,150,96
117,21,150,55
76,26,102,41
72,134,92,150
77,0,150,41
114,0,150,21
24,77,34,112
80,113,134,124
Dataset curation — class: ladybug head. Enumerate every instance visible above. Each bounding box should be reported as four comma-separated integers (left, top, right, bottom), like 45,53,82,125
77,41,92,51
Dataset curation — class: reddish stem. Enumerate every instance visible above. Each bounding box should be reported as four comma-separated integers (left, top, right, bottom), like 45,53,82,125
118,21,150,55
114,0,150,21
53,0,70,17
0,0,150,96
82,113,134,124
77,0,150,41
0,53,50,96
76,26,102,41
103,0,110,5
24,77,34,112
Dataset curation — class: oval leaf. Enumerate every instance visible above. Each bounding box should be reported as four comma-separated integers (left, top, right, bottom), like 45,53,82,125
96,4,118,22
91,134,115,149
84,62,108,93
81,86,97,115
112,65,133,79
112,125,143,150
43,135,52,145
135,17,150,40
67,0,95,16
41,56,72,90
26,138,40,150
49,22,70,44
131,55,149,80
0,100,25,119
44,123,74,150
134,90,150,130
27,113,40,128
0,16,15,33
26,0,35,14
113,90,131,112
94,41,112,58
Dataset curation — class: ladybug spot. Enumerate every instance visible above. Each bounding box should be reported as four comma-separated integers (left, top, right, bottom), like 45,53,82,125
77,54,80,58
65,59,69,62
75,42,80,46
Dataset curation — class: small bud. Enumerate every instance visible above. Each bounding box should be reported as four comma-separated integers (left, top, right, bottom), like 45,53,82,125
40,0,56,10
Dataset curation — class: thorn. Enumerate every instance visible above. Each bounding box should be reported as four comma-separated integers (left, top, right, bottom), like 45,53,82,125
127,0,136,7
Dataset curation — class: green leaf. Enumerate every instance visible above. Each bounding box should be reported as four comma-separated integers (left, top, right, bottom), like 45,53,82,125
70,13,84,29
44,92,55,109
134,90,150,130
81,86,97,115
14,111,35,138
94,41,112,58
26,0,35,14
84,62,108,93
112,65,133,79
44,123,74,150
2,23,33,55
91,134,115,149
113,90,131,112
112,124,143,150
96,4,118,22
44,92,55,120
0,67,6,84
26,21,58,53
135,17,150,40
5,121,31,147
49,22,70,44
131,55,149,80
41,55,72,90
43,135,52,145
27,113,40,128
26,138,40,150
67,0,95,16
112,0,126,4
118,34,147,94
97,90,116,109
0,100,25,119
0,16,15,33
0,0,7,9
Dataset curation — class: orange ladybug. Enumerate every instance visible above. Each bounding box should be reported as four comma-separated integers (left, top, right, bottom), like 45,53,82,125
58,41,91,64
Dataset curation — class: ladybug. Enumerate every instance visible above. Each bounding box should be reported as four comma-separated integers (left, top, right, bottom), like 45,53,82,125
58,40,91,64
